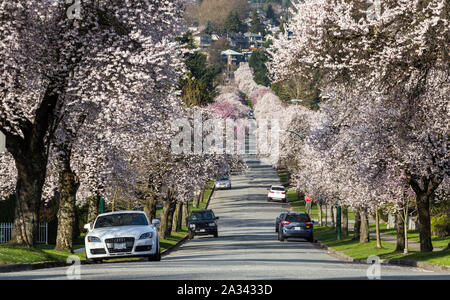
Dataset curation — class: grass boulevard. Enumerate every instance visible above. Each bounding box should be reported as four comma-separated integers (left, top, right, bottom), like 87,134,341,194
277,169,450,268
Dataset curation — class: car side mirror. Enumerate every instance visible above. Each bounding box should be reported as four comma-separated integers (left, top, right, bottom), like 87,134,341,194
84,224,92,232
152,219,161,229
215,217,220,220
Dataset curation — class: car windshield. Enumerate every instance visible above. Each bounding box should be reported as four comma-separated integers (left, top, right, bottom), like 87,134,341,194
271,187,285,191
95,213,148,229
190,211,215,221
219,178,229,181
285,214,310,223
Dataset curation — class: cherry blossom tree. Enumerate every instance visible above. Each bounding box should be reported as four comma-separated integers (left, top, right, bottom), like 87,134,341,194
0,0,186,246
267,0,449,251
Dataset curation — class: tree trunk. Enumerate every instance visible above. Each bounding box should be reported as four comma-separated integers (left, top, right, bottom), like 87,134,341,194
324,205,328,227
165,199,177,238
172,202,182,232
193,190,202,209
87,195,100,226
7,88,59,247
182,201,189,228
55,166,80,252
353,209,361,241
10,159,46,247
159,200,171,240
360,210,370,244
404,210,409,254
144,194,157,222
395,211,405,252
317,202,323,226
408,175,441,252
375,209,382,248
415,191,434,252
342,206,348,237
330,205,335,228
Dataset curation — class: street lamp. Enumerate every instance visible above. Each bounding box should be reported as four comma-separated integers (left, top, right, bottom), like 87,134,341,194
336,188,341,240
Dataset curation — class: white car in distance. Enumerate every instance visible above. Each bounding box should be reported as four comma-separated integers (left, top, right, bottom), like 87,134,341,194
267,185,287,202
215,177,231,190
84,211,160,263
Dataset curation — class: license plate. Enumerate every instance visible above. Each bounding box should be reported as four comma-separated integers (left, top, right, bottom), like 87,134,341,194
114,243,127,250
294,227,301,231
199,229,206,232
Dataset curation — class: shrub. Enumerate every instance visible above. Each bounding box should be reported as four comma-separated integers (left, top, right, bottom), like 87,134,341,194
431,213,450,237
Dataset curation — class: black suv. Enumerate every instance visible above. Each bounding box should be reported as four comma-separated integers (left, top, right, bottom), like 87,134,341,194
188,209,219,239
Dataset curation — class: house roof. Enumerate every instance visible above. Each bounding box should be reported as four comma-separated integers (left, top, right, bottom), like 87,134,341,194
221,49,243,56
244,32,262,38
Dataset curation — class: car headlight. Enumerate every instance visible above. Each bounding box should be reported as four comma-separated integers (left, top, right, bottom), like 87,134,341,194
87,236,101,243
139,232,153,240
189,224,195,228
208,223,216,227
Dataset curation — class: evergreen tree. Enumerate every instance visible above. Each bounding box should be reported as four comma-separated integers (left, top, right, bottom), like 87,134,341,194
266,4,275,21
248,50,270,86
249,10,265,35
223,11,244,34
204,20,213,35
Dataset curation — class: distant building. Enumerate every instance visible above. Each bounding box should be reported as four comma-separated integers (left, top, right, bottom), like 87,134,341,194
193,33,212,49
226,33,249,50
211,33,223,41
244,32,263,48
188,26,200,34
240,49,253,62
221,49,245,66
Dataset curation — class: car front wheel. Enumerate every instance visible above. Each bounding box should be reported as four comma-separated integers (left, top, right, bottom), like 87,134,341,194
148,243,161,261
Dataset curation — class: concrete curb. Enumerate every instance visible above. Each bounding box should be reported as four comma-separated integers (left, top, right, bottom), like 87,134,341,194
313,239,450,273
0,261,69,274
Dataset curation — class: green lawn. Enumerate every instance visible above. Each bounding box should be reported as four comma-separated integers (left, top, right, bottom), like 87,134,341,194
314,226,450,267
277,168,450,267
369,223,450,250
0,244,85,265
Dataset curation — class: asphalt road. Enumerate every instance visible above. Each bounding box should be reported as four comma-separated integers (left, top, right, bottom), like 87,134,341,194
1,156,449,280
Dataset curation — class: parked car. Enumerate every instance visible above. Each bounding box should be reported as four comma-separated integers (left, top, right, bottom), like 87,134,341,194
275,212,288,232
215,177,231,190
267,185,287,202
248,110,254,118
278,212,314,243
188,209,219,239
84,211,160,263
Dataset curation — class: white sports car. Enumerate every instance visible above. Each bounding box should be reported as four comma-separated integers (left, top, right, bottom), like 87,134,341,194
84,211,160,263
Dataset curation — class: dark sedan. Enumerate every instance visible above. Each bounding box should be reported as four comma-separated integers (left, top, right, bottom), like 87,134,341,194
278,212,314,242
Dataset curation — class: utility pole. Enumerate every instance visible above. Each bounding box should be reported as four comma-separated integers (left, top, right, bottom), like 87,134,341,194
0,132,5,153
336,189,341,240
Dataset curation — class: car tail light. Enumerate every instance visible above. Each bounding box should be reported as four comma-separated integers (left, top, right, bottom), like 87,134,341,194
305,222,313,227
269,190,274,193
281,221,291,225
281,192,286,194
